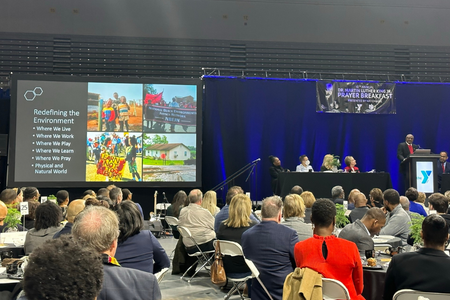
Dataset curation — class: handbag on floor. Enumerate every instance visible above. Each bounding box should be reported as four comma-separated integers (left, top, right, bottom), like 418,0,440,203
211,241,227,286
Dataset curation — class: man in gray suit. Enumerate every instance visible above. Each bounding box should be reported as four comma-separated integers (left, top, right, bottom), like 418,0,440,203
339,207,386,255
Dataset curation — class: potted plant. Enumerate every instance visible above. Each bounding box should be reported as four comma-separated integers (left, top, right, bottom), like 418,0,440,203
409,214,425,248
334,204,349,235
330,155,341,172
3,207,22,232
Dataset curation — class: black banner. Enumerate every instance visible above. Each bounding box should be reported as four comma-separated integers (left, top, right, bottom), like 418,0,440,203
316,81,396,114
144,105,197,126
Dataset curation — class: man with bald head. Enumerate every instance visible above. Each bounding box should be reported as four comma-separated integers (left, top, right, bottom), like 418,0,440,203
397,134,418,193
179,189,216,253
348,193,369,223
53,199,85,239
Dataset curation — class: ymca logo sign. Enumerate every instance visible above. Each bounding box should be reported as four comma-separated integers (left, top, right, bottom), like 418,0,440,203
419,170,432,184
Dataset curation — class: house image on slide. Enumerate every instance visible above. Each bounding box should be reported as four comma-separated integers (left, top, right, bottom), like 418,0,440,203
144,143,191,160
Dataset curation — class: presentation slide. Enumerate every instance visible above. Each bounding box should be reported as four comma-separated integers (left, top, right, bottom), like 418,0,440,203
8,76,202,188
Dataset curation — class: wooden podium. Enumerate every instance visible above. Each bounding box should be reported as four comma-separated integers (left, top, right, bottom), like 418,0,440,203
402,153,440,193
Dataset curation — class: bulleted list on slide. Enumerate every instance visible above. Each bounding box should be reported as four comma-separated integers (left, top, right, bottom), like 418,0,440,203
15,81,88,182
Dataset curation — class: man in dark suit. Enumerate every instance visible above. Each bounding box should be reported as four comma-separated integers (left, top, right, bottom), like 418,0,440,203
339,207,386,255
72,206,162,300
384,214,450,299
397,134,418,193
437,151,450,190
242,196,298,300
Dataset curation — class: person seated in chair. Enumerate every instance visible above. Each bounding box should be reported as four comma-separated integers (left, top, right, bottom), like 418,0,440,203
384,214,450,299
178,189,216,254
294,199,364,300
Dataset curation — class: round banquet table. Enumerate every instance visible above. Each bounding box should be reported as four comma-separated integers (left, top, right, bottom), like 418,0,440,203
362,267,386,300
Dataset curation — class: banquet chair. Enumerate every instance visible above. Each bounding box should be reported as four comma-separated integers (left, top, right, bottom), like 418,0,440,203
155,267,169,283
214,240,253,300
393,289,450,300
177,226,215,283
322,278,350,300
165,216,179,238
244,257,274,300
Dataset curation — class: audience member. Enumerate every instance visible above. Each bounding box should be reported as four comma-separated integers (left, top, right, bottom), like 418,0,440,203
109,187,123,207
179,189,216,253
201,190,220,216
349,193,369,223
55,189,69,220
115,200,170,273
24,201,62,254
217,194,257,284
215,186,259,232
405,187,427,217
82,189,96,200
339,207,386,255
369,188,384,208
72,206,161,300
300,191,316,223
166,190,188,219
428,193,450,229
242,196,298,300
13,187,24,203
0,189,19,205
97,195,114,208
166,190,187,239
21,235,103,300
380,189,411,245
281,194,312,241
23,201,40,230
445,190,450,199
294,199,364,300
122,188,132,200
23,187,40,202
416,192,429,214
86,198,110,209
53,199,85,239
106,184,117,191
290,185,303,196
97,188,110,198
384,215,450,299
331,185,345,205
347,188,360,210
400,196,420,220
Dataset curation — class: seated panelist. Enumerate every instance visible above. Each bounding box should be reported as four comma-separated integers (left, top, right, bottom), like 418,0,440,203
344,156,360,173
296,155,314,172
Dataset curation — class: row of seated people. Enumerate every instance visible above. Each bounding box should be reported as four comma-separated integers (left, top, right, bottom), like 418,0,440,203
167,184,450,300
0,184,169,300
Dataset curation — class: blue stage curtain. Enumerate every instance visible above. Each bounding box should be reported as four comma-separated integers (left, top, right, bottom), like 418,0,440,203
202,77,450,200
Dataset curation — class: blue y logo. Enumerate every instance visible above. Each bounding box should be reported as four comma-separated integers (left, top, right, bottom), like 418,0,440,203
421,170,432,184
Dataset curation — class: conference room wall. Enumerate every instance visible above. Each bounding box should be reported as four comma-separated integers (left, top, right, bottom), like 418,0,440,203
202,77,450,199
2,0,450,47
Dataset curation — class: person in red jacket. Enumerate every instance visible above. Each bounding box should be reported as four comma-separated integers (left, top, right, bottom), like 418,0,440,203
294,199,365,300
344,156,360,173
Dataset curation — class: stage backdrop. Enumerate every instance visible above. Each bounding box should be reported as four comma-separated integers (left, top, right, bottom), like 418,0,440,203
202,77,450,201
